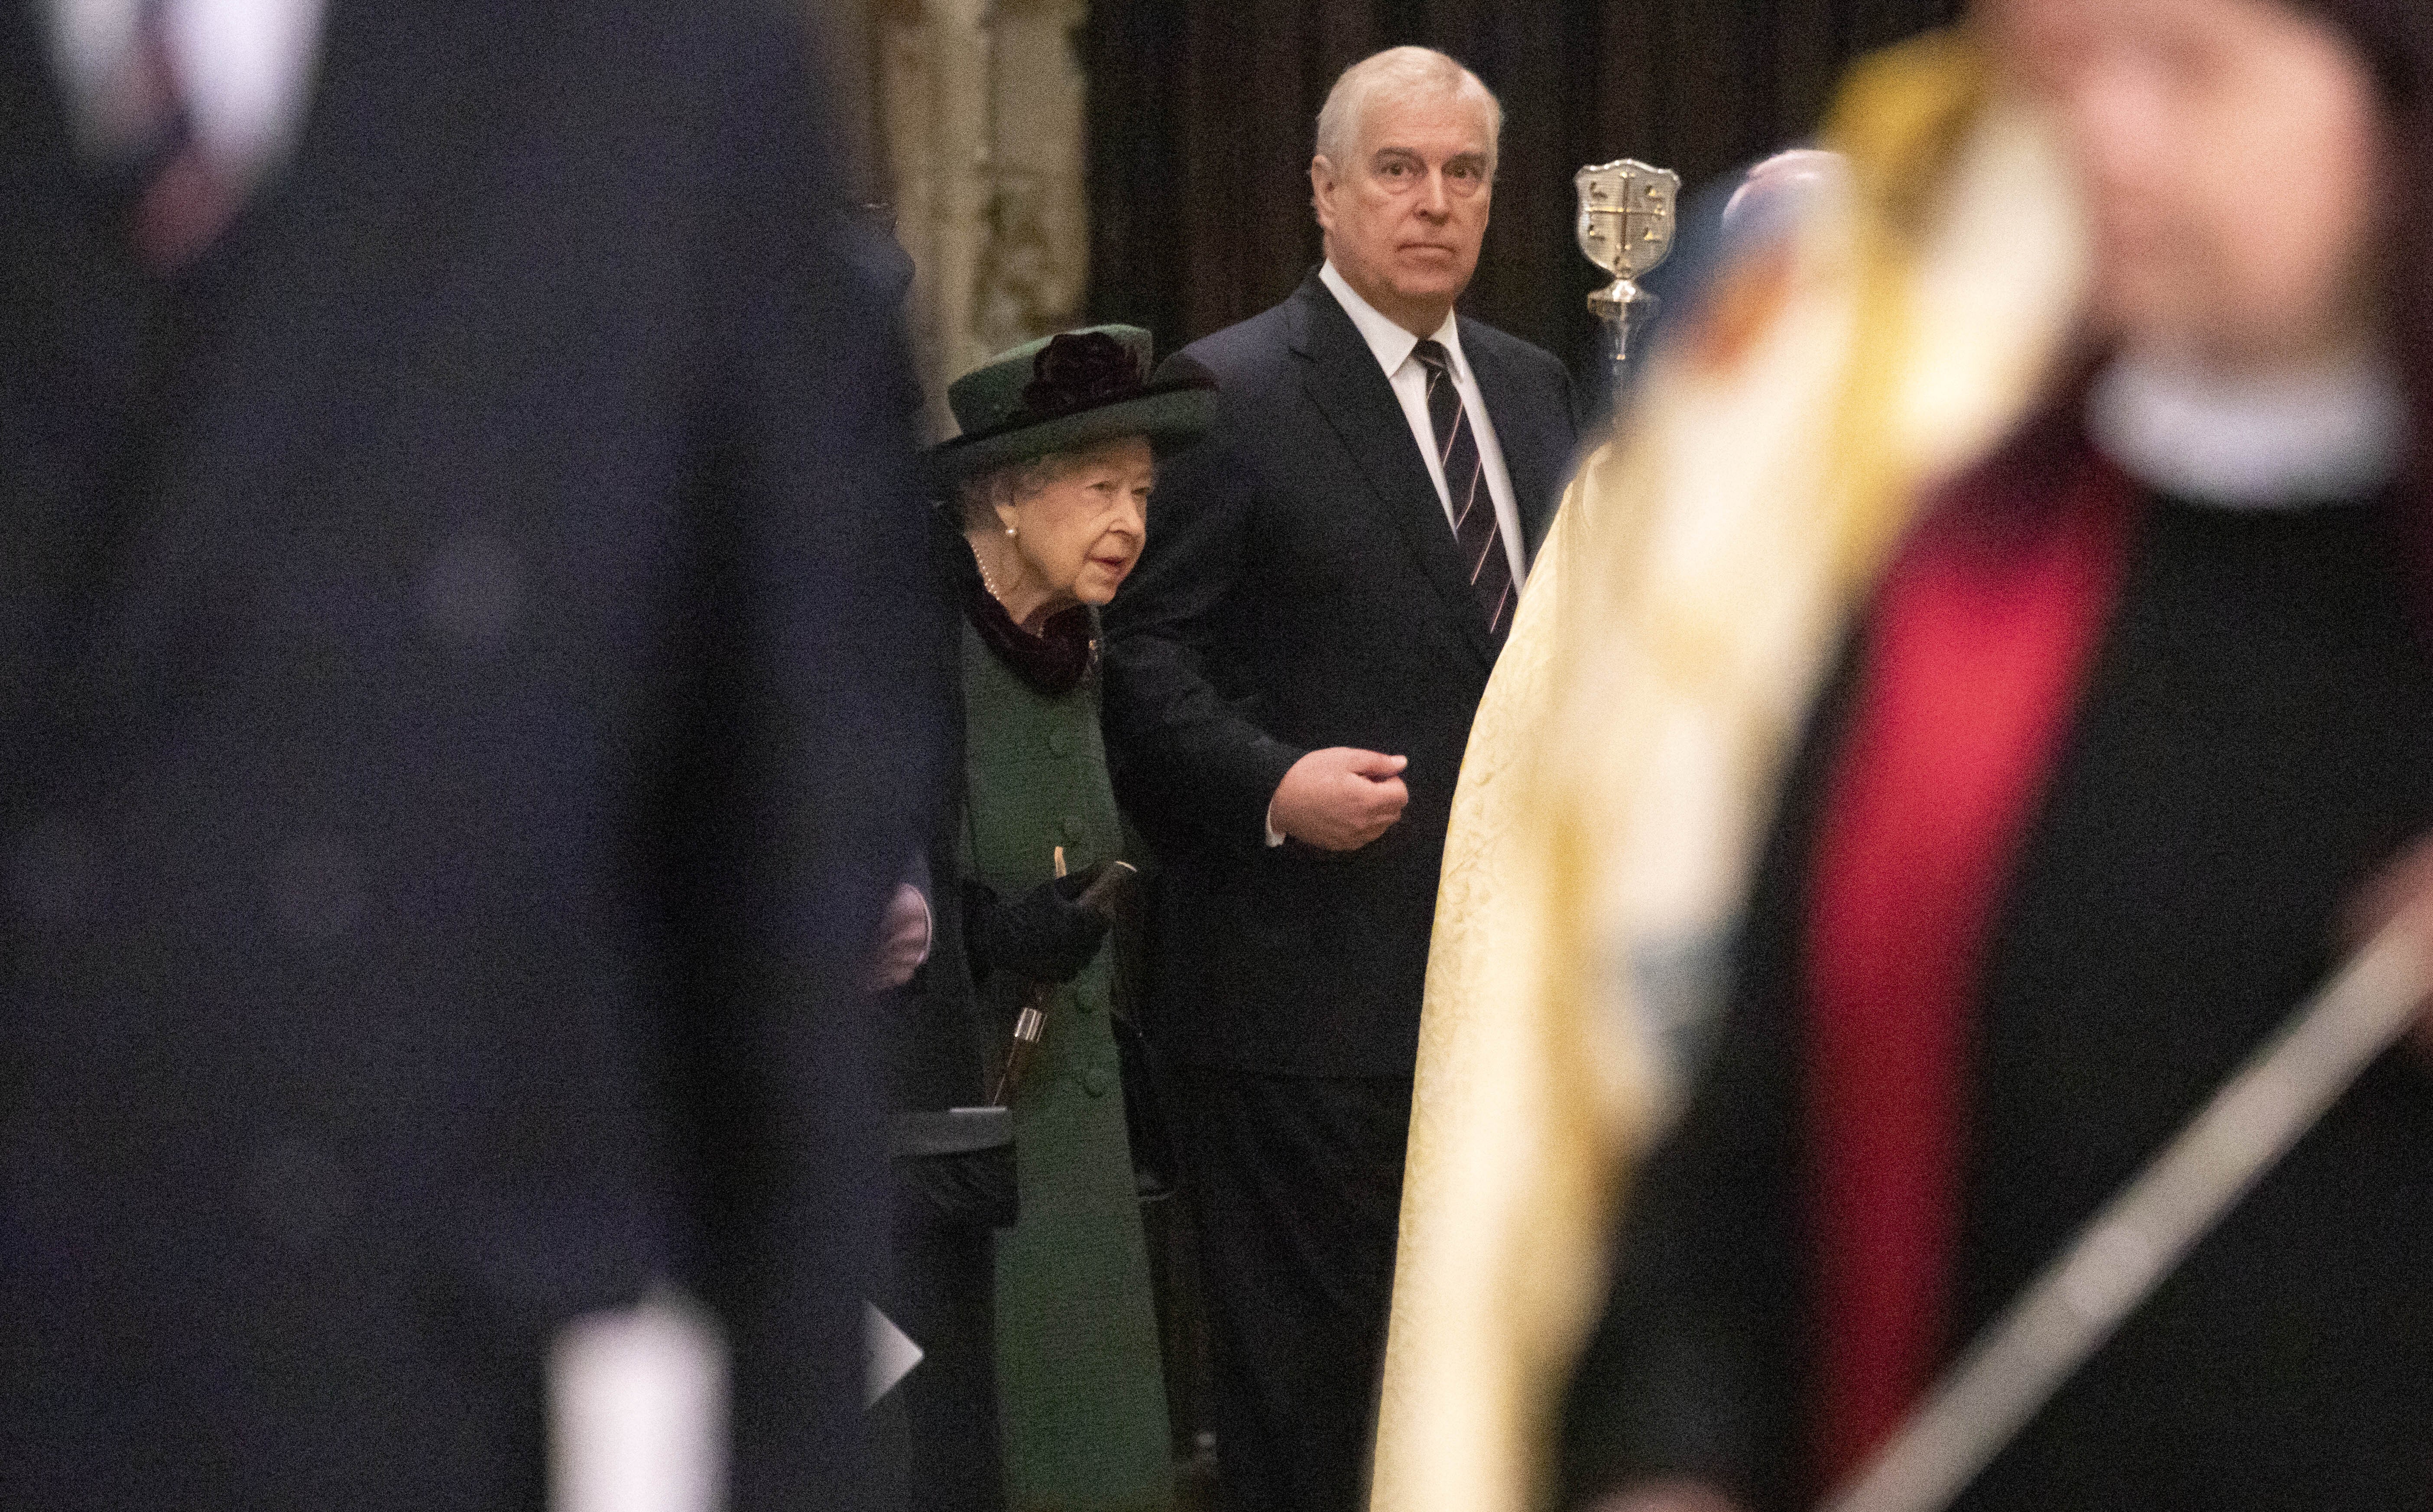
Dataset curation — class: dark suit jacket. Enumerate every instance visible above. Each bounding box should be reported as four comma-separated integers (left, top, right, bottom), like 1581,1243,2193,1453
1103,272,1578,1078
0,4,950,1509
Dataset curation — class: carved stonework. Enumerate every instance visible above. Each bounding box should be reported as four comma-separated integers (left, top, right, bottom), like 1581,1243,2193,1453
875,0,1090,440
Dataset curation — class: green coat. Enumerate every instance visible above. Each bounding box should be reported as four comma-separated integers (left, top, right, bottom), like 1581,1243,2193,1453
960,618,1172,1512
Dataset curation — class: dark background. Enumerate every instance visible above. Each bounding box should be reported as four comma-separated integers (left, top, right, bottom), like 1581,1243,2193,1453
1082,0,1961,375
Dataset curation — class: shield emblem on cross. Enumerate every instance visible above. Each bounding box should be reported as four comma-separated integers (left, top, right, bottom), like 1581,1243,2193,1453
1574,158,1681,282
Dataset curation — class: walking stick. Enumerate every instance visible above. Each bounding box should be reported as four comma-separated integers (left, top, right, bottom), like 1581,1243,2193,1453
989,854,1140,1107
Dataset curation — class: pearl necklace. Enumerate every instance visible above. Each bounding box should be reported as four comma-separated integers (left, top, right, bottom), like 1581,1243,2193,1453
975,539,1014,605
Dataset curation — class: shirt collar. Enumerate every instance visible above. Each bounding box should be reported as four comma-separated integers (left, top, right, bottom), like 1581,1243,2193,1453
1320,261,1463,381
2087,348,2404,511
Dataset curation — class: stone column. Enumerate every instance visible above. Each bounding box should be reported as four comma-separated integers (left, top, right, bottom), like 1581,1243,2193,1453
877,0,1091,440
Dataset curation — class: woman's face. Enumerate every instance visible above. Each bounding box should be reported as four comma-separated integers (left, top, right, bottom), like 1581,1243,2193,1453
1989,0,2389,371
999,436,1155,608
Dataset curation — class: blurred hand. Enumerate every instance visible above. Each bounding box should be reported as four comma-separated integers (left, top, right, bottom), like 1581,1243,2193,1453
864,882,932,991
1583,1480,1751,1512
1270,747,1410,851
2343,828,2433,1059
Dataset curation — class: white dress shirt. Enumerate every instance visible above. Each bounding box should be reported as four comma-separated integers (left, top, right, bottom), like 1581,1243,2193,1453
1317,260,1528,587
43,0,324,172
1263,265,1531,848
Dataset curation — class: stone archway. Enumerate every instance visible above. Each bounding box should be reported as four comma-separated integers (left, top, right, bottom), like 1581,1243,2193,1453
870,0,1092,438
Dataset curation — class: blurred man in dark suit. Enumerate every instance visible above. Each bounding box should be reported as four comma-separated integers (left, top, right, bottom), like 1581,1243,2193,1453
0,2,947,1508
1102,45,1580,1512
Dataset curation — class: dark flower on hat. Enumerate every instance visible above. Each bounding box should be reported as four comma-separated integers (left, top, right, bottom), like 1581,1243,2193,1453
1021,330,1145,419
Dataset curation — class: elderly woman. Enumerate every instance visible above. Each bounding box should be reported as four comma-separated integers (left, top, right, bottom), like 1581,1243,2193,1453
1557,1,2433,1511
892,325,1213,1512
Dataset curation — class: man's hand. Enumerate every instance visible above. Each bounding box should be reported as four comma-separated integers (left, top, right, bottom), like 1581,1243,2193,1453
864,882,933,991
1270,747,1410,851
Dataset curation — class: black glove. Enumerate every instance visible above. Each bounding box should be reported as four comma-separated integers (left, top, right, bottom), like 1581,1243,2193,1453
963,867,1111,984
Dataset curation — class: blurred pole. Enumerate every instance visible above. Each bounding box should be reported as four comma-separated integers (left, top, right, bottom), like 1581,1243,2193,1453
1819,926,2431,1512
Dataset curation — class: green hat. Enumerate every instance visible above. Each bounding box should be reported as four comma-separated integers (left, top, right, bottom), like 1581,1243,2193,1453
926,324,1217,490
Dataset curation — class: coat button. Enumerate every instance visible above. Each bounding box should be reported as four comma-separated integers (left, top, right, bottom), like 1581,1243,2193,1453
1061,816,1084,842
271,833,366,941
421,531,522,649
8,814,95,928
1083,1067,1112,1098
1048,728,1074,757
249,1137,356,1253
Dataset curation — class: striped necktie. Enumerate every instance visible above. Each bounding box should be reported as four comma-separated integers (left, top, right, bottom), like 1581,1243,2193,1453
1412,338,1512,636
109,0,243,274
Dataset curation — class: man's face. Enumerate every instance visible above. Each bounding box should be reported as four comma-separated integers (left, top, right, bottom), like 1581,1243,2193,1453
1311,91,1494,334
1989,0,2387,370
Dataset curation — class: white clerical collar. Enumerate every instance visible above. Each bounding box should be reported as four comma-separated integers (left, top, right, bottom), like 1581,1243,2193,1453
2087,349,2405,510
44,0,325,170
1320,260,1463,382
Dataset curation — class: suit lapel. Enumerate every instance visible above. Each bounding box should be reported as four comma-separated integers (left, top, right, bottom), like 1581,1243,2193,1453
1289,277,1497,667
5,0,538,759
83,0,540,589
1462,319,1564,571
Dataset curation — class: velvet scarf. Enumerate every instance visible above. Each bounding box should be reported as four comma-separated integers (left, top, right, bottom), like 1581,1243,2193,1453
943,528,1097,696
